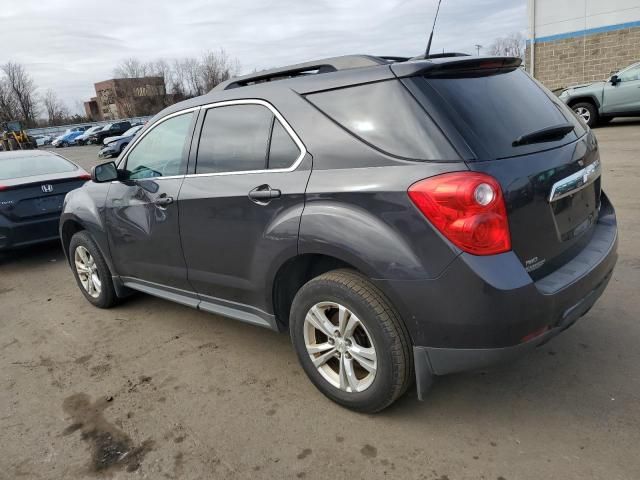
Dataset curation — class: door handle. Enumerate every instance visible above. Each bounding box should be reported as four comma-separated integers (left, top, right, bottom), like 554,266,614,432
154,196,174,206
248,185,281,203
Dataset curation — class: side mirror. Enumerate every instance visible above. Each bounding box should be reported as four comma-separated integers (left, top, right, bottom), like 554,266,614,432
91,161,119,183
610,74,620,85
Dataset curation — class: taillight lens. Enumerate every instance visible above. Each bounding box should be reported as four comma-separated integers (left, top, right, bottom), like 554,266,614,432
408,172,511,255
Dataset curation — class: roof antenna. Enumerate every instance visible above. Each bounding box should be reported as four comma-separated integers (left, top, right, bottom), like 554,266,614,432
424,0,443,58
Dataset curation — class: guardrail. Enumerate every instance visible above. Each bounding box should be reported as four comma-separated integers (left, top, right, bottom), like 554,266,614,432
26,116,152,138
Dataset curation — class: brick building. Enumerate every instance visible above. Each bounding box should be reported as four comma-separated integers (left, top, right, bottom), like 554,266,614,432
526,0,640,91
83,77,167,121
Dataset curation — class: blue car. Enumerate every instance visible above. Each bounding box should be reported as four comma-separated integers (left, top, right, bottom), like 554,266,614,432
52,127,90,148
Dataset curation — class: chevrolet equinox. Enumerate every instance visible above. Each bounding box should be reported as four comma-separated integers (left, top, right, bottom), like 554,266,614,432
60,55,618,412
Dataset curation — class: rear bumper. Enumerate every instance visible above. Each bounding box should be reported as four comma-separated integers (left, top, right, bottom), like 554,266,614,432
0,214,61,250
373,195,617,395
415,260,613,371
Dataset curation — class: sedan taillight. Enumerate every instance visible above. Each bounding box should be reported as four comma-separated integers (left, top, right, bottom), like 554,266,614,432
408,172,511,255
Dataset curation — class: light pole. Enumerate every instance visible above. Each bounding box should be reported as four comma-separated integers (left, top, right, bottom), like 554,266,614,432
475,44,483,56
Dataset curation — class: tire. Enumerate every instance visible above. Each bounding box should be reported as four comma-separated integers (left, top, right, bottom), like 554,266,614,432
572,102,598,128
69,231,118,308
290,269,413,413
61,141,68,148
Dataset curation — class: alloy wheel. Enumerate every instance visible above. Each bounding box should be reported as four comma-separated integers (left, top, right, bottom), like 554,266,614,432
303,302,377,393
574,106,591,124
74,246,101,298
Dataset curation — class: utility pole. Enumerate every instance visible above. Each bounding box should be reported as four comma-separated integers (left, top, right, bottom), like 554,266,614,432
475,44,483,56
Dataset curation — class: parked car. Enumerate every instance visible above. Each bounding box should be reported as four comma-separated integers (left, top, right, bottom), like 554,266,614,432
98,125,144,158
559,61,640,127
33,135,53,146
52,129,87,148
75,126,105,146
88,121,131,145
0,150,89,250
60,54,617,413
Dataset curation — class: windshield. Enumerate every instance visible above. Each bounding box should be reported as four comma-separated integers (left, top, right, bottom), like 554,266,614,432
0,153,77,180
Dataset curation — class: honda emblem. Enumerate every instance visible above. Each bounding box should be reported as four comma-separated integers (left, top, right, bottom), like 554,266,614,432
41,184,53,193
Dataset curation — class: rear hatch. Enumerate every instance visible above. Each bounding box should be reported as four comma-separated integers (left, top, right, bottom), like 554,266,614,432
401,59,601,278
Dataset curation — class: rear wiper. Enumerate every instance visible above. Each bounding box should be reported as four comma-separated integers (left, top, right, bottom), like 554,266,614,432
512,123,575,147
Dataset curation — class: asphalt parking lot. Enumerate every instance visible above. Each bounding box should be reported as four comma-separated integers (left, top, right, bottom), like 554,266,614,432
2,122,640,480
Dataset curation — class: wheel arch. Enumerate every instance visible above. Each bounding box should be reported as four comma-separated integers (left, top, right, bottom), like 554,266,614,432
271,253,362,332
60,218,85,260
567,94,600,110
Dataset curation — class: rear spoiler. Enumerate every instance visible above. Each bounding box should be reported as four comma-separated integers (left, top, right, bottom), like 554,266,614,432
390,56,522,79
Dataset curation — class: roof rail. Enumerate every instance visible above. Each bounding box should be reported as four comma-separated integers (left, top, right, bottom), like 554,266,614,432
213,55,391,91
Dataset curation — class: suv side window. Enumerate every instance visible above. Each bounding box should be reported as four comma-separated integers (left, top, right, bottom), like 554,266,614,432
618,65,640,82
125,112,193,179
268,119,301,169
196,104,273,174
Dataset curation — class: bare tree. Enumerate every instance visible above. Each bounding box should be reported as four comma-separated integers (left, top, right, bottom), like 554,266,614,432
0,79,20,122
200,48,238,91
42,89,69,125
110,50,240,109
114,58,149,78
1,62,38,127
488,32,525,60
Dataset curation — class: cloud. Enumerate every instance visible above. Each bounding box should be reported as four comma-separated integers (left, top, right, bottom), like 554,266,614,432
0,0,525,114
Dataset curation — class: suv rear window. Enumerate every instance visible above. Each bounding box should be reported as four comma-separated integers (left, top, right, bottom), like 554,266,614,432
415,68,586,160
306,80,459,161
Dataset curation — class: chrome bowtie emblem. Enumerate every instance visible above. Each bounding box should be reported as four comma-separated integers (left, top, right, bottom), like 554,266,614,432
41,184,54,193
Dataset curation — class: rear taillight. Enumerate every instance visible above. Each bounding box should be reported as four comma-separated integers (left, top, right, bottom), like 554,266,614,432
408,172,511,255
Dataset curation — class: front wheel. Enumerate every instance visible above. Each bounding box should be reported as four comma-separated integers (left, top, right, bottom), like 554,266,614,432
290,270,413,413
572,102,598,128
69,231,118,308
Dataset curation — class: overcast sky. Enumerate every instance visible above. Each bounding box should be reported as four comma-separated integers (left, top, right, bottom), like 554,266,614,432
0,0,525,114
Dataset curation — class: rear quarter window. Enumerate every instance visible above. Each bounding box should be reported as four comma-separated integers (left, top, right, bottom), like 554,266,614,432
305,80,460,161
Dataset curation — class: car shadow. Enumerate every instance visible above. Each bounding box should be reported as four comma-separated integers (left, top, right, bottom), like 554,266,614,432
595,117,640,128
0,240,65,267
378,312,622,421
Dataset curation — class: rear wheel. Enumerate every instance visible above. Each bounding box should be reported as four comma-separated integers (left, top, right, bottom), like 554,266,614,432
69,231,118,308
572,102,598,127
290,269,413,413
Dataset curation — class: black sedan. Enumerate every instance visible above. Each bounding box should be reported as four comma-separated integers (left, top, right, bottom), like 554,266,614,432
0,150,90,250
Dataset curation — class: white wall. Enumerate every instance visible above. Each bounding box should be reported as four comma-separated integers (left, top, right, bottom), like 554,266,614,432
529,0,640,39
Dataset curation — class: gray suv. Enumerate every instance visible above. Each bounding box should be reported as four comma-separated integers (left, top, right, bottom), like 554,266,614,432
559,61,640,127
60,55,618,412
